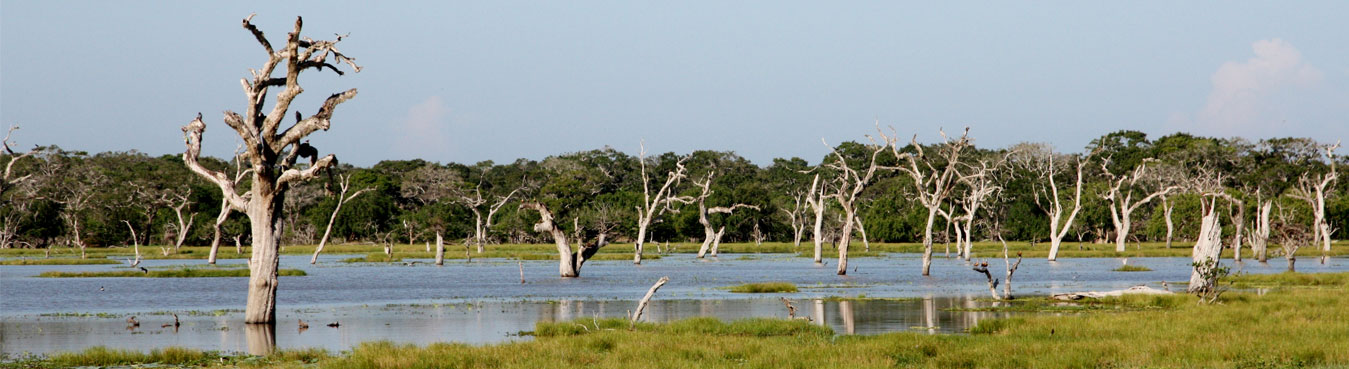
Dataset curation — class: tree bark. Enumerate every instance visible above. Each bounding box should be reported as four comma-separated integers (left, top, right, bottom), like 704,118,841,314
434,231,445,266
921,208,936,276
805,174,826,265
1163,195,1175,249
1188,198,1223,294
1251,199,1272,263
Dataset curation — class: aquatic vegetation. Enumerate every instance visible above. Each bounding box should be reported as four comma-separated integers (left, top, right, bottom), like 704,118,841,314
728,282,798,293
1111,264,1153,272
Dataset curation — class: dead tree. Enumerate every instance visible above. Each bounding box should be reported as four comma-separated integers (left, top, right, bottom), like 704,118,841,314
207,145,252,264
310,173,371,264
633,144,692,264
782,188,808,248
804,174,827,264
1272,205,1310,272
821,135,887,275
1246,190,1273,263
691,171,758,258
56,166,103,259
181,14,360,324
630,276,670,329
0,127,37,245
892,128,971,276
1161,194,1176,248
400,165,460,266
460,172,525,254
1100,158,1180,253
1015,143,1094,261
521,202,599,277
951,156,1008,260
1289,140,1340,264
169,187,198,251
1189,197,1224,293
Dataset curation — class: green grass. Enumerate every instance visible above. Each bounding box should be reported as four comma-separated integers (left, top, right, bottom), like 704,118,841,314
728,282,798,293
1230,271,1349,288
37,267,307,278
0,257,121,265
1111,264,1153,272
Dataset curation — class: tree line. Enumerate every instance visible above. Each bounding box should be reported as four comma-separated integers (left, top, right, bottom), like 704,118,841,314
2,127,1344,257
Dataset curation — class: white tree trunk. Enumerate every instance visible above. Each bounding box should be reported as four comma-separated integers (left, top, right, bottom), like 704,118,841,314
630,276,669,328
1163,197,1175,249
1252,200,1272,263
434,231,445,266
921,208,936,276
1188,200,1223,294
837,209,855,275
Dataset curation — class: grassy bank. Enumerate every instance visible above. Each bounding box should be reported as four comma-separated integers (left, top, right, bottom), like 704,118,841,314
16,272,1348,368
38,268,307,278
0,258,121,265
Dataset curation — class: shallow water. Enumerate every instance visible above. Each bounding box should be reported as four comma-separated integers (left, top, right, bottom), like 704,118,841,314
1,252,1344,355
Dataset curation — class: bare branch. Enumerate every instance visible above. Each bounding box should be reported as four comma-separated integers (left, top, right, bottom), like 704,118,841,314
181,114,248,211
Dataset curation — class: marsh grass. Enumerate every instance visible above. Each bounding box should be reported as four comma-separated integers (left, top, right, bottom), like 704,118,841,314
1111,264,1153,272
0,258,120,265
728,282,798,293
1229,271,1349,288
38,267,306,278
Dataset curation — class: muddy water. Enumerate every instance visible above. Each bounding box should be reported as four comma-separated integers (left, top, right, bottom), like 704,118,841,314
2,253,1345,355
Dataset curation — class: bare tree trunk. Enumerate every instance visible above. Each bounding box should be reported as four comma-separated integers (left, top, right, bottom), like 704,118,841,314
634,145,691,264
1163,196,1175,249
208,197,230,265
630,276,669,328
472,210,485,254
921,208,937,276
1001,236,1021,300
971,261,1000,300
837,210,855,275
855,216,870,252
807,175,825,265
1188,199,1223,294
244,187,284,324
123,220,142,266
1252,200,1272,263
434,231,445,266
522,202,580,277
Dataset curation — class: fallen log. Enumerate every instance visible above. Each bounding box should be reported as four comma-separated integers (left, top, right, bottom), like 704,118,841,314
1050,285,1173,301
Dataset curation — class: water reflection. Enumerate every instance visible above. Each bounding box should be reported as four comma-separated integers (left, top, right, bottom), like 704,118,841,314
245,323,275,356
2,296,1022,355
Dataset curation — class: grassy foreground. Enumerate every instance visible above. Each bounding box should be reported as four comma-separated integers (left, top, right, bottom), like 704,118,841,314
9,272,1347,368
38,268,307,278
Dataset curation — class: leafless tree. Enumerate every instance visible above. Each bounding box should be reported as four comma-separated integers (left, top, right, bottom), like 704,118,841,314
891,128,971,275
691,171,758,258
950,155,1009,260
1100,158,1180,253
0,127,38,249
1246,189,1274,263
56,165,104,259
520,202,600,277
633,143,692,264
1188,171,1227,294
1014,143,1095,261
168,187,198,251
310,173,371,264
1288,140,1340,264
1272,204,1310,272
207,145,252,264
401,165,460,265
821,134,887,275
803,174,828,264
782,188,808,248
181,14,360,324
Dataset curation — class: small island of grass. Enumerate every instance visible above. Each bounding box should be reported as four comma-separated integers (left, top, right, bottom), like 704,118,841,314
1112,265,1153,272
728,282,798,293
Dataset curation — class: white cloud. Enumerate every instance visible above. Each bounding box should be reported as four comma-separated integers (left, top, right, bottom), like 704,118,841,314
395,96,453,159
1193,38,1323,135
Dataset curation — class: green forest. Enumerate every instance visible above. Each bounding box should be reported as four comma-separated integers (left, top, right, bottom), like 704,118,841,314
0,129,1344,253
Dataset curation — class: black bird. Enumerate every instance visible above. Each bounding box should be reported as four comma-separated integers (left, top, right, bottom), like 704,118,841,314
99,286,104,291
326,321,340,328
139,267,149,274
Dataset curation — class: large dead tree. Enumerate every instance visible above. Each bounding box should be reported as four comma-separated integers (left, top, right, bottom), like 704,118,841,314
892,128,970,276
310,173,371,264
803,173,827,264
1100,159,1179,253
181,15,360,324
1188,197,1224,294
1272,204,1310,272
691,171,758,258
1015,144,1094,261
521,202,600,277
1289,140,1340,264
951,155,1008,261
822,136,887,275
633,144,691,264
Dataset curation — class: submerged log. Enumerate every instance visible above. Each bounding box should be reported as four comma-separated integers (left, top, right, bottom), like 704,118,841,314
1050,285,1173,301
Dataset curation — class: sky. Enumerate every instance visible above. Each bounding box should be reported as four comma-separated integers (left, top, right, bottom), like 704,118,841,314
2,1,1347,166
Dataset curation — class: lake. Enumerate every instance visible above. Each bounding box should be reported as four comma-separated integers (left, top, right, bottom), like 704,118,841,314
2,252,1344,355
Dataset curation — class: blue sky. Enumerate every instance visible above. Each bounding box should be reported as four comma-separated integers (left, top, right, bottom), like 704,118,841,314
2,1,1346,166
